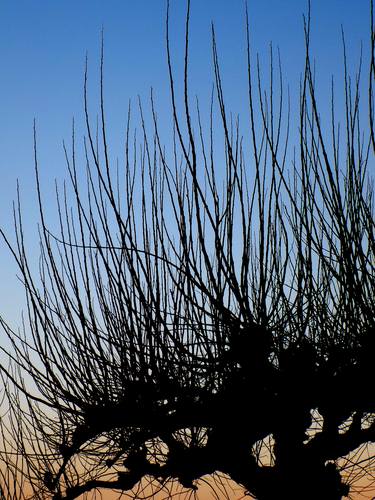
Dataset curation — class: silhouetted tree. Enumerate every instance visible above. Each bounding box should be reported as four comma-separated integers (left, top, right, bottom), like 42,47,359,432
0,1,374,499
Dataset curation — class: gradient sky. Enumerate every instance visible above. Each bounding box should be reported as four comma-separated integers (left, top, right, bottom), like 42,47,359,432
0,0,371,321
0,2,373,497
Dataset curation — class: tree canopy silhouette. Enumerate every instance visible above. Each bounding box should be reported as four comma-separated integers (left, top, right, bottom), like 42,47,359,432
0,1,374,499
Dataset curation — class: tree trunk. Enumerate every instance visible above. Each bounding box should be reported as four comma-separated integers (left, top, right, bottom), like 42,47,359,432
255,461,349,500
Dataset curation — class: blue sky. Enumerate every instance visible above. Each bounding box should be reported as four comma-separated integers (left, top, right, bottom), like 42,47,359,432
0,0,371,323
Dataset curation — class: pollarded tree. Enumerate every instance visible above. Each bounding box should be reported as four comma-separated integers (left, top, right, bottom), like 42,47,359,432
0,1,374,499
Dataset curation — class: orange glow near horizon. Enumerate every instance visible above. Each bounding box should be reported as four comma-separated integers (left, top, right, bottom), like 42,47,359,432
16,473,373,500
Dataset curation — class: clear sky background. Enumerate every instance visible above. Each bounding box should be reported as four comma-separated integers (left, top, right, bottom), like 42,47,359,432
0,0,371,347
0,0,371,366
0,2,373,498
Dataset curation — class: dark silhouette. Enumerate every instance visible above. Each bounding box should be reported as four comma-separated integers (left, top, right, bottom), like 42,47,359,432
0,1,374,499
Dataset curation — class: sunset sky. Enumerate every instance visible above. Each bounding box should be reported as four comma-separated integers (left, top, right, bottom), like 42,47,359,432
0,1,373,498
